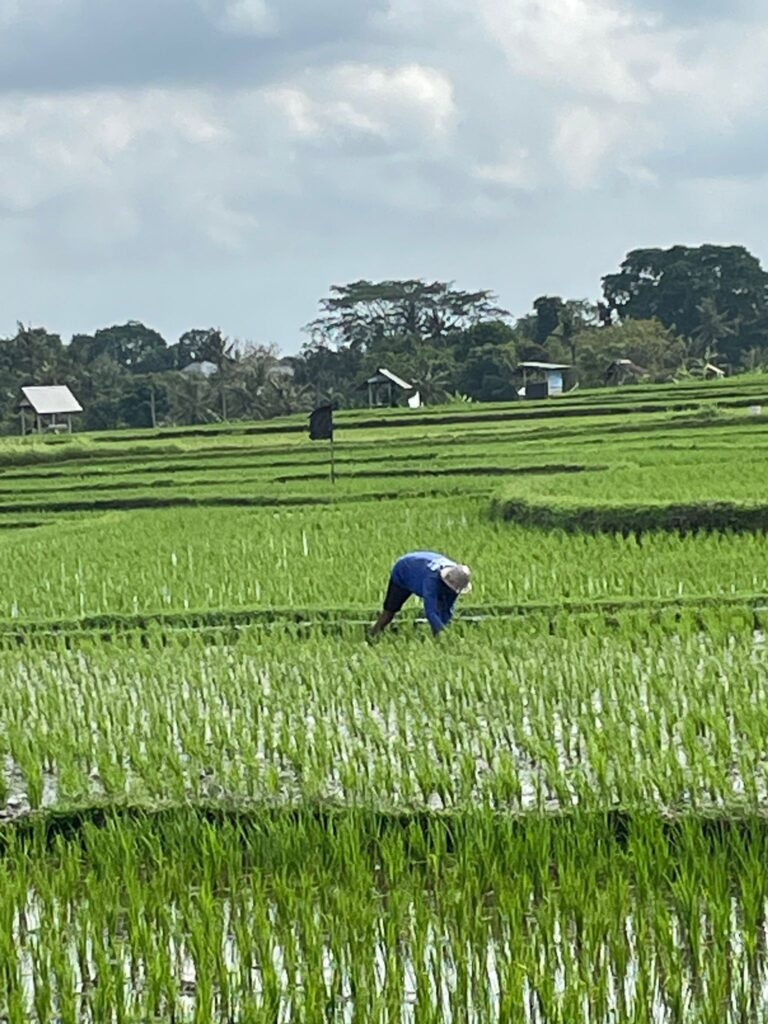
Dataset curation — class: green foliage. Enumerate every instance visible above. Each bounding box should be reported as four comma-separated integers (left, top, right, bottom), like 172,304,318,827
559,317,688,386
455,342,518,401
300,280,514,405
305,278,507,349
602,244,768,363
0,809,767,1019
5,248,768,434
532,295,564,343
0,388,767,1017
71,321,171,373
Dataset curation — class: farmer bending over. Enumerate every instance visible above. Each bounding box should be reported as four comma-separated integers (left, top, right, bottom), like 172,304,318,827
369,551,472,638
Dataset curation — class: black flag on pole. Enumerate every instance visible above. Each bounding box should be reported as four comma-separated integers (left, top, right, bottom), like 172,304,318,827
308,404,334,441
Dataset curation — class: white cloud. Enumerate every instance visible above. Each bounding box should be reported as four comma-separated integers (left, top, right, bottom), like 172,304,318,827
4,0,768,346
0,89,233,248
474,148,536,189
374,0,472,34
550,104,658,188
265,88,318,137
0,67,456,260
648,25,768,125
551,106,614,188
266,63,456,145
477,0,655,103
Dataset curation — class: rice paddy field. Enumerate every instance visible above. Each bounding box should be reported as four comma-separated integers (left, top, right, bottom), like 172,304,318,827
3,377,768,1022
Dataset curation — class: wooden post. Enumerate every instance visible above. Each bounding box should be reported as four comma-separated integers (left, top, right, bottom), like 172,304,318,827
330,435,336,485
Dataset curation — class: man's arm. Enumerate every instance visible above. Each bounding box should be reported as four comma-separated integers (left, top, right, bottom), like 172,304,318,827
423,580,452,636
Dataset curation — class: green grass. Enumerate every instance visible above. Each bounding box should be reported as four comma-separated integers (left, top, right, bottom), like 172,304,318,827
2,379,768,1021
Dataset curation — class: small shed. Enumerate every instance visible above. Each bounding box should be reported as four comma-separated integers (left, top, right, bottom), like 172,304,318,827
364,367,417,408
517,361,573,399
605,358,649,386
704,362,726,379
19,386,83,435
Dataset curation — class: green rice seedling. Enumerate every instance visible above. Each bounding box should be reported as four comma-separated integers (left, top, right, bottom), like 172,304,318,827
4,393,768,1021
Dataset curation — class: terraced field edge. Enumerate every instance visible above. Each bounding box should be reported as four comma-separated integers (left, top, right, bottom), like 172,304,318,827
3,800,768,848
0,592,765,646
491,496,768,533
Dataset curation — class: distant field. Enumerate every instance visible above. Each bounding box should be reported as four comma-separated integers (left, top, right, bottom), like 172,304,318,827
2,377,768,1021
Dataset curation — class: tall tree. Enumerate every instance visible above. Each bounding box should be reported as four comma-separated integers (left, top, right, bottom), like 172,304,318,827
299,279,510,406
455,343,519,402
602,245,768,363
174,328,220,369
69,321,170,374
175,329,239,420
0,324,66,381
76,355,130,430
547,300,596,363
305,280,508,353
167,371,217,426
692,297,735,357
532,296,564,345
293,337,362,407
224,343,282,420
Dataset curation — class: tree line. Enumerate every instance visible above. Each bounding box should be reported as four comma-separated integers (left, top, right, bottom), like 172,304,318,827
3,243,768,433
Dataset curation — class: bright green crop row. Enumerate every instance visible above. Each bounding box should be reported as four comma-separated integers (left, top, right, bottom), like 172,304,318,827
2,807,767,1023
0,389,761,469
499,456,768,505
0,614,764,816
1,374,766,1024
0,404,764,529
3,498,768,622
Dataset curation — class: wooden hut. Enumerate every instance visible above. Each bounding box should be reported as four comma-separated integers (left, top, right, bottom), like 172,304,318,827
19,386,83,435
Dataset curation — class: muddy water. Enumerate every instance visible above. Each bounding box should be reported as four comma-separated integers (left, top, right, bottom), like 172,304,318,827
8,893,768,1023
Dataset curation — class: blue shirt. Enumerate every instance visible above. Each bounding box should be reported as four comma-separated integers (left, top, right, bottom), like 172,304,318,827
391,550,459,635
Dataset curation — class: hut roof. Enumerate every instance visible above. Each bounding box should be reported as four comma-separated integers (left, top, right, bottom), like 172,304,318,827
19,386,82,415
517,361,571,371
365,367,414,390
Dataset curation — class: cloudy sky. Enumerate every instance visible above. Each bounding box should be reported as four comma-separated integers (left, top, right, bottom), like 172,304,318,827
2,0,767,353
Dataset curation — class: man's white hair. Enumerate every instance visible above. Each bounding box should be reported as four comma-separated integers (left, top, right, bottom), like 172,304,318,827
440,564,472,594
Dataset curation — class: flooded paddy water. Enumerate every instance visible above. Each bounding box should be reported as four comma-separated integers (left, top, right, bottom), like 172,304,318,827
3,809,768,1023
0,620,766,820
0,617,766,1021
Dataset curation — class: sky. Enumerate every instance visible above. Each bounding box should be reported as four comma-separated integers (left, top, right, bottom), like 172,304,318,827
2,0,768,354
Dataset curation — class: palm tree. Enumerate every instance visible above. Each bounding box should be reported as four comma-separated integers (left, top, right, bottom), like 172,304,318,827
692,298,736,355
168,371,218,425
265,378,315,417
204,333,239,421
678,338,725,380
413,364,452,405
740,346,768,373
549,300,596,363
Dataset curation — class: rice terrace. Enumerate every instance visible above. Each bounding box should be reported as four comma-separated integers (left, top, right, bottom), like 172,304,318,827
4,378,768,1023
